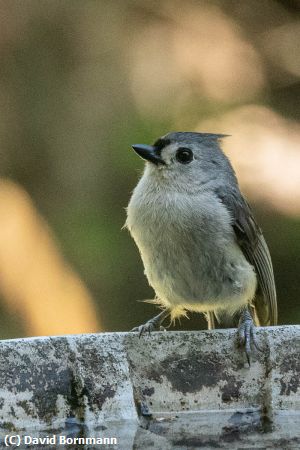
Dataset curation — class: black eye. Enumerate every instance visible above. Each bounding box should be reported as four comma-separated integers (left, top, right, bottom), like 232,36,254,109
175,148,193,164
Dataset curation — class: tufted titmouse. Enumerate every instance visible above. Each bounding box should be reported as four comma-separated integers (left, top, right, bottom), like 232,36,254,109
125,132,277,363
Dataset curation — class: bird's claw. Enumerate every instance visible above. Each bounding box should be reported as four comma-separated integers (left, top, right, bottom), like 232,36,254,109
131,320,165,337
238,310,262,366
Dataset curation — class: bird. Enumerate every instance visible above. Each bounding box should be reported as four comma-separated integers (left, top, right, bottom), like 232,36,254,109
125,132,277,363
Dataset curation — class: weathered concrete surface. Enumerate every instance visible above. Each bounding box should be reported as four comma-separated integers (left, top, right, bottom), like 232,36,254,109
0,326,299,448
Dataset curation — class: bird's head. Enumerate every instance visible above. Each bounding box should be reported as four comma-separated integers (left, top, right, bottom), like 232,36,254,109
132,132,234,191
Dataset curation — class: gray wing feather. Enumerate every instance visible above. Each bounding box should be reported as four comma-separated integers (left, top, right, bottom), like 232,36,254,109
215,187,278,326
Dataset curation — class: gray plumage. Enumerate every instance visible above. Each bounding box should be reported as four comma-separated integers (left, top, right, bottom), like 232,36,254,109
126,132,277,335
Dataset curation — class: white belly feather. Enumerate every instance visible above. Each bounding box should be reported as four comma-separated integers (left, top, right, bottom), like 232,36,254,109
126,177,257,316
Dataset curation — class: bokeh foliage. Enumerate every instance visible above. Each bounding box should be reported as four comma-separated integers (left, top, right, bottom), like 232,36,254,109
0,0,299,337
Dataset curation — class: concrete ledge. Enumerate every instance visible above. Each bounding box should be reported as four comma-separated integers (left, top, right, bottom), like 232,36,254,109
0,326,299,448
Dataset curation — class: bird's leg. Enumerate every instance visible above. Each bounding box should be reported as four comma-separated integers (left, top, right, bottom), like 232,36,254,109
131,309,170,337
206,311,216,330
238,307,262,365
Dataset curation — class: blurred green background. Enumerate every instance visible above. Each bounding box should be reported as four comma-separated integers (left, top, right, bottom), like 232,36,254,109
0,0,299,338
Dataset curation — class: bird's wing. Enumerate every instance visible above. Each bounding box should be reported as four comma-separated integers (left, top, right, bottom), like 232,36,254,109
215,187,277,326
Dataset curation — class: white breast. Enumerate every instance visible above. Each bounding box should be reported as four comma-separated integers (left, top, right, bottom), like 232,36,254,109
126,172,256,313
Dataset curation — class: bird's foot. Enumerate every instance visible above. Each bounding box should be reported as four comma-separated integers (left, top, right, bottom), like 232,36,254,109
131,319,165,337
238,309,262,366
131,310,169,338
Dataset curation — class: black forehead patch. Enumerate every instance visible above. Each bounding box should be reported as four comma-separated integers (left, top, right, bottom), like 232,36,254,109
152,138,171,154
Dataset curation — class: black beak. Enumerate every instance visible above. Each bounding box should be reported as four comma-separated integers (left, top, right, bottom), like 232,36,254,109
131,144,165,165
